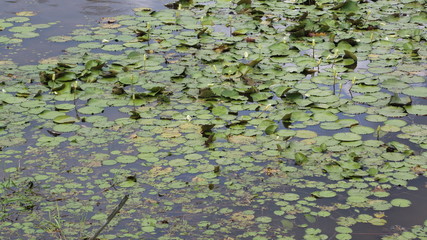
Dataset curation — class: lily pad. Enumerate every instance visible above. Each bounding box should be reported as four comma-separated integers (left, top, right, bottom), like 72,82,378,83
390,198,411,207
402,87,427,98
53,115,78,124
405,105,427,116
333,132,362,142
78,106,104,115
52,124,80,133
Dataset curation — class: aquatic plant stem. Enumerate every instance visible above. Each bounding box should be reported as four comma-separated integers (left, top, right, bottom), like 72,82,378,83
73,81,80,120
89,194,129,240
147,22,151,47
130,74,136,112
332,69,337,95
349,77,355,99
311,39,316,59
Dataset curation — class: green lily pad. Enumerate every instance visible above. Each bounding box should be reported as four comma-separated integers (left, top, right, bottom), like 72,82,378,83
212,106,228,116
256,216,272,223
8,26,36,32
339,105,367,114
350,126,375,134
365,115,387,122
52,124,80,133
296,130,317,139
377,106,407,117
353,95,377,103
282,193,300,201
390,198,411,207
14,31,39,38
313,111,339,122
312,190,337,198
333,132,362,142
78,106,104,115
405,105,427,116
402,87,427,98
381,152,405,162
53,115,78,124
116,155,138,163
169,158,189,167
39,110,66,119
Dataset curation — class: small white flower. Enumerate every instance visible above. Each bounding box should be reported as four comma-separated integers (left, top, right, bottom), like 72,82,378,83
186,115,192,122
102,39,109,43
283,36,288,43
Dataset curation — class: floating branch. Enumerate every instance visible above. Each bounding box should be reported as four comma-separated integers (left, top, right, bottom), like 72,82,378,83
89,194,129,240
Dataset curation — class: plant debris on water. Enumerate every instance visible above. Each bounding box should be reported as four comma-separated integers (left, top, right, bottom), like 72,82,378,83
0,0,426,239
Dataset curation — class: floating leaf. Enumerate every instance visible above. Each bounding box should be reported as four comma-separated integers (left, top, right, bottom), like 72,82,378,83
265,124,278,135
350,126,375,135
78,106,104,115
333,132,362,142
405,105,427,116
53,115,77,124
282,193,300,201
8,26,36,33
402,87,427,98
295,152,308,165
365,115,387,122
296,130,317,139
377,106,407,117
52,124,80,133
390,198,411,207
312,190,337,198
212,106,228,116
255,216,272,223
313,111,339,122
116,155,138,163
389,93,412,106
16,11,37,17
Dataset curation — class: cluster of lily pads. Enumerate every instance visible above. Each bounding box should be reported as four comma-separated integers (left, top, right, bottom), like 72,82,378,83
0,0,426,239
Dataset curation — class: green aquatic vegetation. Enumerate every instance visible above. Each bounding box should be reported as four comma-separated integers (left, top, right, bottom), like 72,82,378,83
0,0,426,239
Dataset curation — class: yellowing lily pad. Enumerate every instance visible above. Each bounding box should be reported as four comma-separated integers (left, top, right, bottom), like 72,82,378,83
296,130,317,139
16,11,37,16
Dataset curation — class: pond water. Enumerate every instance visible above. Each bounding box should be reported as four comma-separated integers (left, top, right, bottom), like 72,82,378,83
1,0,171,64
0,0,426,239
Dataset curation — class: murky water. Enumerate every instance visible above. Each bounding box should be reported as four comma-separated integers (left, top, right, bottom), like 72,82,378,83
2,0,170,20
0,0,426,239
1,0,171,64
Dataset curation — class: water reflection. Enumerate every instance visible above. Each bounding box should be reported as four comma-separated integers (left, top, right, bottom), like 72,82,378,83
82,0,140,16
0,0,171,64
2,0,169,20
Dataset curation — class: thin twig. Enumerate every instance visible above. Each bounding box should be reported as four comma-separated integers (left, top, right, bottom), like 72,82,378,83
90,194,129,240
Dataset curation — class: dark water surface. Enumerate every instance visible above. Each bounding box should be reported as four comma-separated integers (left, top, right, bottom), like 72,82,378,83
1,0,171,64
